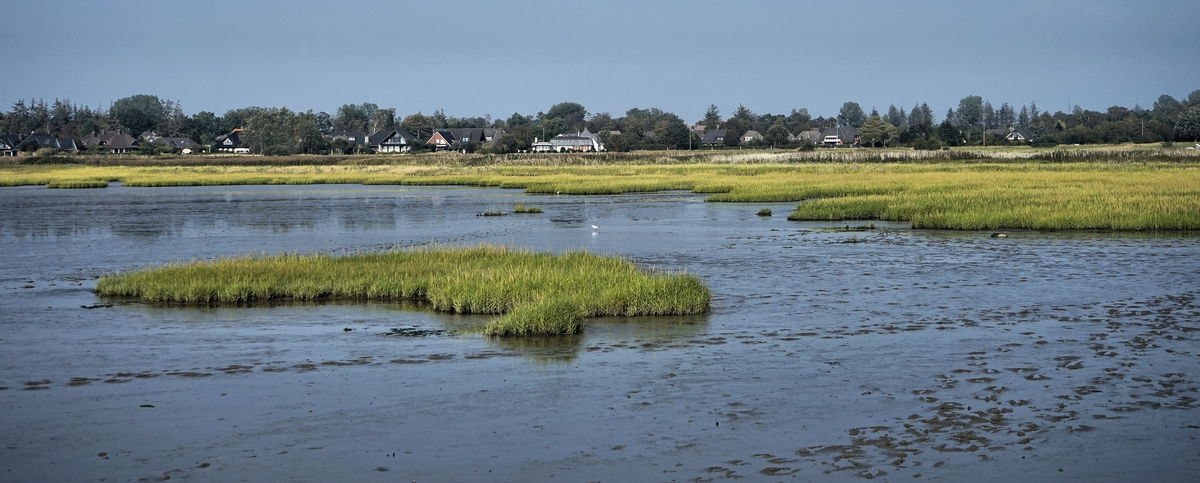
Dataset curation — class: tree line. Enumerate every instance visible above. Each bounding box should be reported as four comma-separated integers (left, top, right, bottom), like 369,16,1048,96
2,90,1198,155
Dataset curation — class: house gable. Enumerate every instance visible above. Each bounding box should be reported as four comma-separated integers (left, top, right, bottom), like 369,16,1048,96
701,129,727,145
368,129,418,152
427,131,453,147
0,135,20,154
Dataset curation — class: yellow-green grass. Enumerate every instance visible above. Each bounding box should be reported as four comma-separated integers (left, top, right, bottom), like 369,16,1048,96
782,167,1200,230
46,179,109,189
94,244,711,337
4,157,1200,230
512,203,543,213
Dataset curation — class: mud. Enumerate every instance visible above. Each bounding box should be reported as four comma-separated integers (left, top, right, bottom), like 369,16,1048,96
1,184,1198,481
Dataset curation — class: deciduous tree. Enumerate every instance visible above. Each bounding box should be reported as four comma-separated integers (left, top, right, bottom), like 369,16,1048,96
724,118,747,147
839,102,865,127
401,112,434,140
368,108,396,134
764,119,791,147
955,95,983,129
786,108,811,131
859,116,899,147
587,112,614,132
654,115,690,149
545,102,587,132
1175,106,1200,142
334,103,377,133
182,110,221,143
1153,95,1181,125
111,94,165,135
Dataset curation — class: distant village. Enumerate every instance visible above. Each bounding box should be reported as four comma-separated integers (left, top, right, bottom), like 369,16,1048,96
2,90,1198,157
0,123,1041,157
1,126,613,156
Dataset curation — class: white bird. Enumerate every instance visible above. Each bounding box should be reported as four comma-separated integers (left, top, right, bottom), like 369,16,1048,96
591,224,599,232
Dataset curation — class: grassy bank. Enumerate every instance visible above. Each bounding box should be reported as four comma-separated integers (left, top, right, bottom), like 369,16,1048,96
94,244,711,336
4,153,1200,230
781,168,1199,230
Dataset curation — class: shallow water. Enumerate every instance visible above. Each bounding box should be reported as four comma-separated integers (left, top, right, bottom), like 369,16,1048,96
1,184,1198,482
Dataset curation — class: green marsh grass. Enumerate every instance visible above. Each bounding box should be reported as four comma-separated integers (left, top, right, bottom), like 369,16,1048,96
46,179,109,189
757,208,772,217
95,244,711,336
512,203,543,213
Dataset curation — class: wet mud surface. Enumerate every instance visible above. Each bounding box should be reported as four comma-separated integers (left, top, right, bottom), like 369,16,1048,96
1,184,1198,482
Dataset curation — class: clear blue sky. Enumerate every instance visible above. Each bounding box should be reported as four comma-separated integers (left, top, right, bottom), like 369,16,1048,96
3,0,1197,123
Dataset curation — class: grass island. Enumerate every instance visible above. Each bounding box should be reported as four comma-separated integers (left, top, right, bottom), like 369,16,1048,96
94,244,712,336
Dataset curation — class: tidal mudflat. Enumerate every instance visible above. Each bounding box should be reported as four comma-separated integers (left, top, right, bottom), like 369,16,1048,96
1,184,1198,482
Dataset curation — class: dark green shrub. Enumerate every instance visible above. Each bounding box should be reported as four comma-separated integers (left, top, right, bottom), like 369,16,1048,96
262,145,294,156
913,138,941,151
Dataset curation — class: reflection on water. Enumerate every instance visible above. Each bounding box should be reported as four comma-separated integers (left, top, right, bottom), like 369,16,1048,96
488,334,584,364
485,314,711,363
585,314,709,342
103,295,709,365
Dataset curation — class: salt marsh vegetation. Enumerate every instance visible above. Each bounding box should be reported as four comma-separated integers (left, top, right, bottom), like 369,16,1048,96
512,203,542,213
94,244,711,336
4,149,1199,230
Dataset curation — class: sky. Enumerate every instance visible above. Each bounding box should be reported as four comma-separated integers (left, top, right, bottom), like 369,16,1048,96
3,0,1198,123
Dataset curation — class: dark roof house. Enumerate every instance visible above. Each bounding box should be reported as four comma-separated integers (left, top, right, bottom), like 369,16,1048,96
483,127,505,142
368,129,419,153
214,129,248,153
741,130,763,143
701,129,727,146
330,131,366,146
986,127,1035,142
426,128,492,150
153,137,203,153
1007,128,1035,142
795,129,823,144
0,134,22,156
818,127,859,146
449,128,485,144
18,134,80,153
81,130,139,153
548,128,603,152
